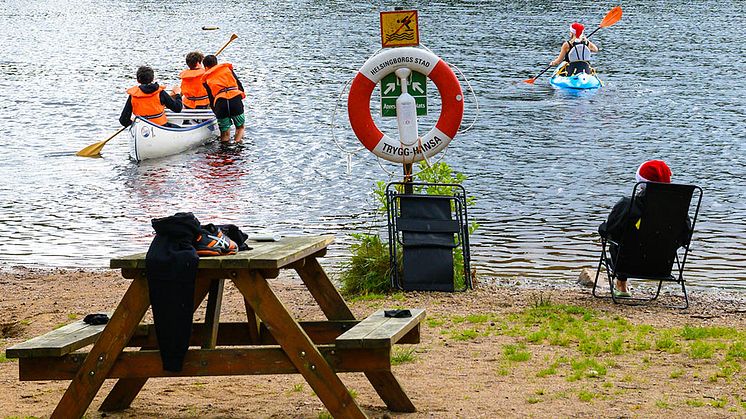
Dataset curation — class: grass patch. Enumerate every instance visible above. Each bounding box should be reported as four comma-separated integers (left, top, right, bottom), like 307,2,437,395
450,329,479,341
503,344,531,362
465,314,492,324
726,341,746,360
681,325,738,340
689,341,715,359
391,347,416,365
291,383,303,392
655,334,681,353
710,397,727,408
686,399,705,407
655,399,670,409
526,396,541,404
0,352,16,363
536,365,556,378
577,390,596,402
669,369,684,379
526,329,549,344
427,318,445,328
567,358,606,382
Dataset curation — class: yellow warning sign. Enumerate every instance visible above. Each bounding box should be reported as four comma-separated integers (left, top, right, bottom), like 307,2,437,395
380,10,419,48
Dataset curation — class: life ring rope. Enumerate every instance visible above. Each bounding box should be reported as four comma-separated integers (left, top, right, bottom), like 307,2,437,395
418,43,479,135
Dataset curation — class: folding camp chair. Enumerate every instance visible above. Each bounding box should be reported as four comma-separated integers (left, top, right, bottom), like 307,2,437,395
593,182,703,309
386,182,472,292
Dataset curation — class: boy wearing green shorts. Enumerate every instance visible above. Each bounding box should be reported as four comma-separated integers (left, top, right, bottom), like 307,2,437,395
201,54,246,143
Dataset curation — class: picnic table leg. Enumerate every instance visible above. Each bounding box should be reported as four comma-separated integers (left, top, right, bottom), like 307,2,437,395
243,298,261,344
202,278,224,349
51,276,150,419
296,256,417,412
99,275,214,412
233,270,366,419
295,256,354,320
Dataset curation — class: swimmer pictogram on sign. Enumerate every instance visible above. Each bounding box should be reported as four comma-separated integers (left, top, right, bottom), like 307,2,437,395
379,10,420,48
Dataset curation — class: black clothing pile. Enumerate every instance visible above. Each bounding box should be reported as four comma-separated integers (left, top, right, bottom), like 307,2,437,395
145,212,249,372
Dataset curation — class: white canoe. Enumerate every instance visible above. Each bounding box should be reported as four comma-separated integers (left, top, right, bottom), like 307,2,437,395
128,112,218,161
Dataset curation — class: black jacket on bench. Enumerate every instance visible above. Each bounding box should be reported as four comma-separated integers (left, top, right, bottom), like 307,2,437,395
146,212,200,372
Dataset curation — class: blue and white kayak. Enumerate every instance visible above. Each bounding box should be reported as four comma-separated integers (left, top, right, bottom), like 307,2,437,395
549,66,602,90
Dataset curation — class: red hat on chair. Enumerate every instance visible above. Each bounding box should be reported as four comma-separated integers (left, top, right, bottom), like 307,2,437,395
636,160,672,183
570,22,585,37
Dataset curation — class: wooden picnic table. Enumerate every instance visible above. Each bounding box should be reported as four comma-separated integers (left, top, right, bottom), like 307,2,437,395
6,235,424,418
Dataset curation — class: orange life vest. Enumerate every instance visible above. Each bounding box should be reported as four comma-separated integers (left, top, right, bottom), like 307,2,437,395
201,63,245,105
126,85,167,125
179,68,210,108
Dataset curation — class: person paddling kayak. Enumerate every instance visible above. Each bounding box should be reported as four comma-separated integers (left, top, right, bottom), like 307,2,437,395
549,22,599,76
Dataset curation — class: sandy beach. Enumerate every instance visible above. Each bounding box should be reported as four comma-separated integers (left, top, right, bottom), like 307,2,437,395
2,267,746,418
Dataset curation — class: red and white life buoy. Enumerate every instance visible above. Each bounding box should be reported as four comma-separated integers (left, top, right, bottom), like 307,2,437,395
347,47,464,164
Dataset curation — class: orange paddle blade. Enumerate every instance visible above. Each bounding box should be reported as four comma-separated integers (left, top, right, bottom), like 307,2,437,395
599,6,622,28
523,78,536,84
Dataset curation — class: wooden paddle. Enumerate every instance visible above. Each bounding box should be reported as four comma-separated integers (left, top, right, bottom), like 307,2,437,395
76,33,240,157
523,6,623,85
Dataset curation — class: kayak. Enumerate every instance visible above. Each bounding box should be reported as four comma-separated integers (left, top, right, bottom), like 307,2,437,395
129,112,218,161
549,66,602,90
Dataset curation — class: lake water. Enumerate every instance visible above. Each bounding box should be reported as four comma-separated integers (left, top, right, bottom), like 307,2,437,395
1,1,745,290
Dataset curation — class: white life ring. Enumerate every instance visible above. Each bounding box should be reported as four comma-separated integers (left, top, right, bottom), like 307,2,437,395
347,47,464,164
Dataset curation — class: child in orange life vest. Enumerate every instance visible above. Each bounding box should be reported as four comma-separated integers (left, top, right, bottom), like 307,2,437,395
119,66,183,128
179,52,210,109
201,55,246,143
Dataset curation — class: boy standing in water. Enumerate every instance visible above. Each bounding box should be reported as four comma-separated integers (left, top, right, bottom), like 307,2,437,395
201,55,246,143
120,66,182,127
179,52,210,109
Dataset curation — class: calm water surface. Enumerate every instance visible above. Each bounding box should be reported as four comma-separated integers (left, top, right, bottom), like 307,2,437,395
1,1,745,289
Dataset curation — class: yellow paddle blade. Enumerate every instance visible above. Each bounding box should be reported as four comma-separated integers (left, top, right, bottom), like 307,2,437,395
76,140,107,157
76,126,126,157
599,6,622,28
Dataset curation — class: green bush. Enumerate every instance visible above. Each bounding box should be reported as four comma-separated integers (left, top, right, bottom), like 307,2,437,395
339,233,393,295
339,161,477,295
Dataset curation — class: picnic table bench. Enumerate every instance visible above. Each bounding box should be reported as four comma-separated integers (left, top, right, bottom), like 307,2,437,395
6,235,424,418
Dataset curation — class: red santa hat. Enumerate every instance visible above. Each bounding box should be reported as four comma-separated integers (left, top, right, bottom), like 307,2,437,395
636,160,672,183
570,22,585,37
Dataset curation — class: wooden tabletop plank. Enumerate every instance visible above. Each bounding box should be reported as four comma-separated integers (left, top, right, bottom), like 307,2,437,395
110,235,334,270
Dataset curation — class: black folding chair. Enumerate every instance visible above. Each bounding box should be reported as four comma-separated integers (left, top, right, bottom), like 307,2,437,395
593,182,703,309
386,182,472,292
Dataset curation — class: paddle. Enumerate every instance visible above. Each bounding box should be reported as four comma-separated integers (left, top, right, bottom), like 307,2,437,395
76,33,240,157
522,6,623,85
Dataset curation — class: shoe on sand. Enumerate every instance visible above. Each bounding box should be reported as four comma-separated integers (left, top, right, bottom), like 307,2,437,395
612,288,632,298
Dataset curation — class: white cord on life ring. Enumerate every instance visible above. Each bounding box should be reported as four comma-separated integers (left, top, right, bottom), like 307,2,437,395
347,47,464,164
